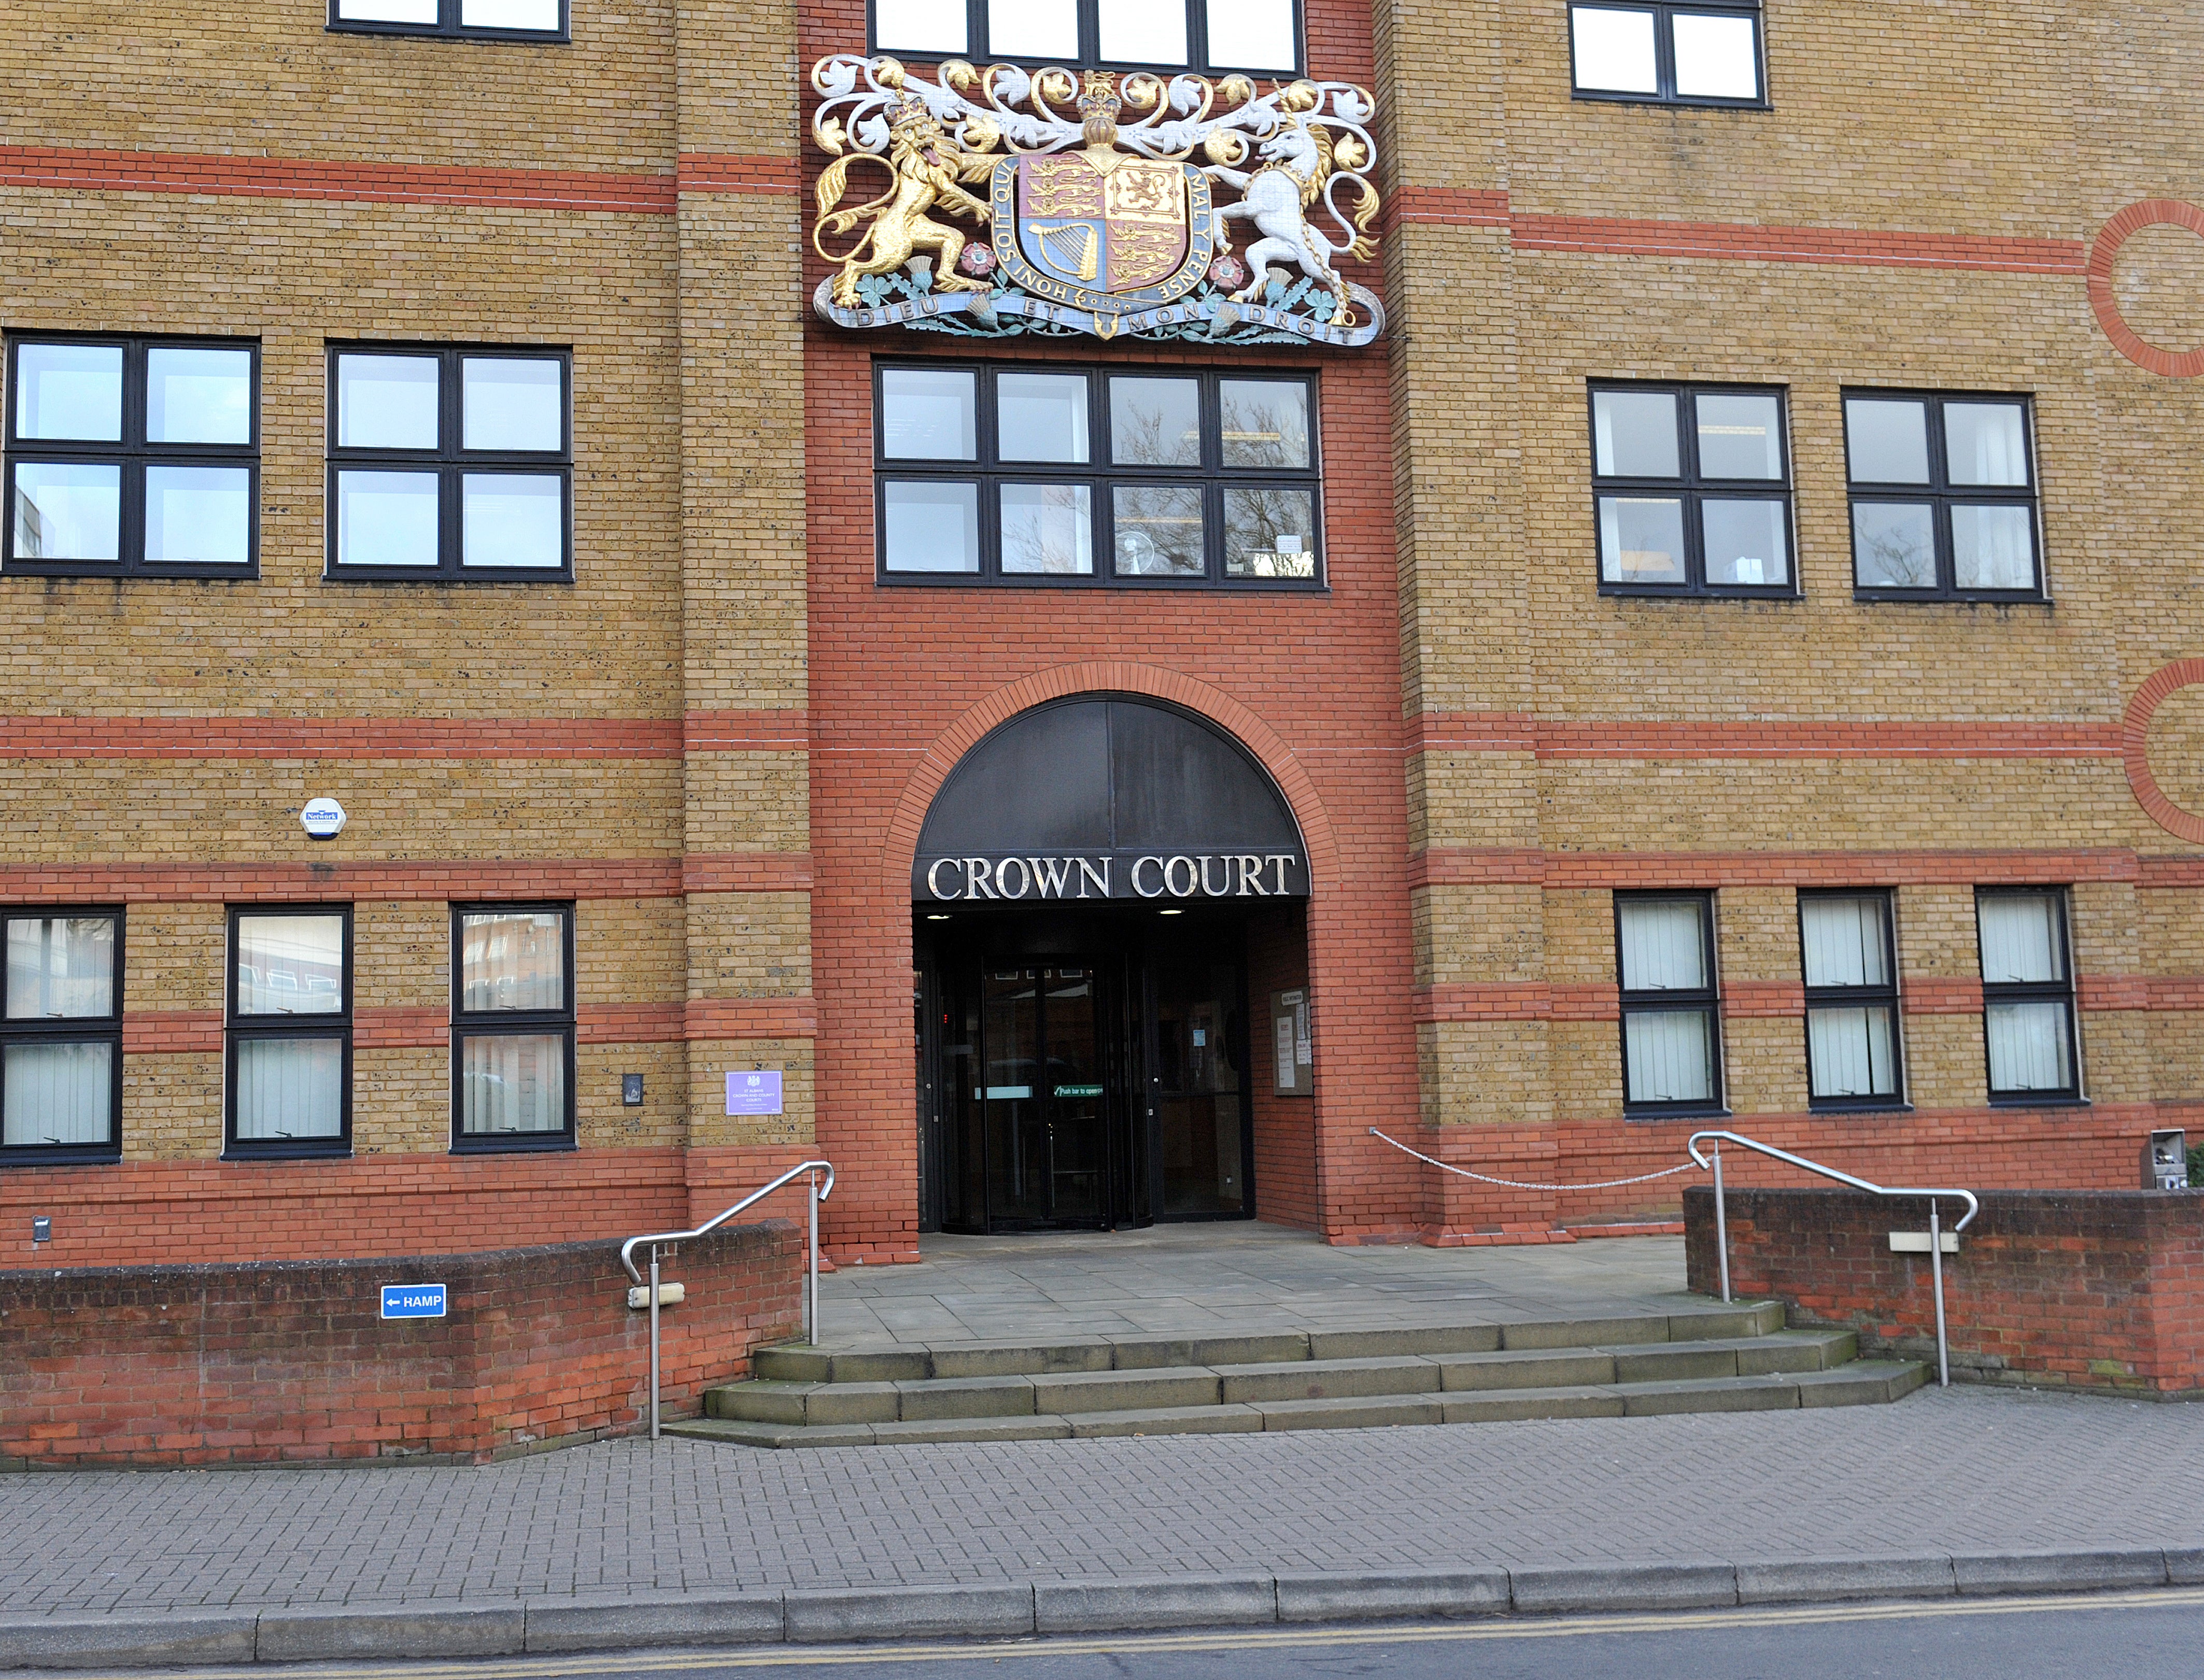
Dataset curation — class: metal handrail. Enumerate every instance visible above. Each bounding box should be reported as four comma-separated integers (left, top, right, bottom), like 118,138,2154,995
1687,1130,1976,1387
620,1158,835,1440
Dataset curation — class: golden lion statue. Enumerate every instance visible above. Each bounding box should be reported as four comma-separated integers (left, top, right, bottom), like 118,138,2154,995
814,61,1000,309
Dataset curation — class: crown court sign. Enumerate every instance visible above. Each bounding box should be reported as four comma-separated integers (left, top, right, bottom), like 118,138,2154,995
911,694,1309,904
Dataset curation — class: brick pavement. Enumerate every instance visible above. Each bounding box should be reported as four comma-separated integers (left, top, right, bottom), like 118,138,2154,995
4,1386,2204,1615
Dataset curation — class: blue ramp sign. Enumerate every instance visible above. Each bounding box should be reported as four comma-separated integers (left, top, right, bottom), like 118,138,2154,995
380,1283,448,1319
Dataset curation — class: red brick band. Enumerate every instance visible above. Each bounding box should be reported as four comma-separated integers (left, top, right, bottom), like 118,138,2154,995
1386,186,1511,229
0,856,810,903
1414,973,2182,1024
2123,659,2204,844
1411,847,2143,890
677,154,803,195
0,714,815,760
0,716,685,760
683,710,811,750
0,147,681,213
1390,188,2088,275
1413,714,2123,760
1511,212,2087,274
0,147,810,214
121,999,815,1053
2087,200,2204,377
0,148,2097,280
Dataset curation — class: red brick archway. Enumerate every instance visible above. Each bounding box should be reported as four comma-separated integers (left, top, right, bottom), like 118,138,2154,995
883,660,1342,899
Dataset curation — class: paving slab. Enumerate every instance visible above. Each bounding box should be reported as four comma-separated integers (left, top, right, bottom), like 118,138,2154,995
814,1223,1703,1348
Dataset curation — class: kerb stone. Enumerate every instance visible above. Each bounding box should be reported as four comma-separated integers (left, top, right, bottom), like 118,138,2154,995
1508,1561,1739,1614
783,1584,1034,1642
0,1612,258,1670
524,1592,785,1651
1034,1575,1278,1633
256,1603,528,1661
1275,1568,1509,1622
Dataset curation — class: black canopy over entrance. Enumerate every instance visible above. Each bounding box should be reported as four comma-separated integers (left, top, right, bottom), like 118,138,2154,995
913,696,1308,1232
913,695,1308,904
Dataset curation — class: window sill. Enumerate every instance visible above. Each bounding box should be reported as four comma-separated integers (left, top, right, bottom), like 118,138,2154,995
327,22,569,42
1570,91,1772,112
863,47,1307,80
221,1143,351,1162
450,1132,577,1155
325,569,575,586
1807,1100,1914,1117
1853,590,2052,607
1,1146,121,1169
1623,1106,1732,1123
877,573,1330,594
1599,585,1800,602
1986,1094,2089,1109
4,564,257,582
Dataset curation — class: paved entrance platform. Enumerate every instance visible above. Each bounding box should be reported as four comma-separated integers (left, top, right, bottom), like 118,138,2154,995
819,1223,1696,1347
9,1228,2204,1667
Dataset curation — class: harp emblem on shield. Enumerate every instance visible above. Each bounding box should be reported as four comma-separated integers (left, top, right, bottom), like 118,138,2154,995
1012,153,1193,294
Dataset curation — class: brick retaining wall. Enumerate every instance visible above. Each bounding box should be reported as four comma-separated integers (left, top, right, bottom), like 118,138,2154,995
1684,1185,2204,1397
2,1220,802,1468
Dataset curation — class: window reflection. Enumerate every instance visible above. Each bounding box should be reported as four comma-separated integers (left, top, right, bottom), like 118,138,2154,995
1001,483,1095,574
1113,485,1205,575
1110,377,1203,467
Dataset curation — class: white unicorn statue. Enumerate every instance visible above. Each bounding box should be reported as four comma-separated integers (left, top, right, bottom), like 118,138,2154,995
1204,89,1379,326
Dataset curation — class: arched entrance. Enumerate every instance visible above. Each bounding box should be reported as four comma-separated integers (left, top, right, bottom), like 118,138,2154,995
911,693,1310,1232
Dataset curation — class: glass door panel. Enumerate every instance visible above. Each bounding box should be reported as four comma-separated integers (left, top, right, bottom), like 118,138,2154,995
977,961,1113,1228
981,967,1045,1224
1041,967,1106,1223
1155,958,1247,1215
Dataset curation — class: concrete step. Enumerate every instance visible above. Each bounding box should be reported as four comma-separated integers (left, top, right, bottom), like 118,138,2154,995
747,1300,1787,1385
667,1363,1930,1448
708,1329,1860,1426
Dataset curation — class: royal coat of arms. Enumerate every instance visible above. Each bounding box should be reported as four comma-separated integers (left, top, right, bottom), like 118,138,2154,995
809,58,1383,347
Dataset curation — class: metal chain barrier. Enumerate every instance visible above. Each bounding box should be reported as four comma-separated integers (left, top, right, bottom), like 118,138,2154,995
1369,1127,1699,1192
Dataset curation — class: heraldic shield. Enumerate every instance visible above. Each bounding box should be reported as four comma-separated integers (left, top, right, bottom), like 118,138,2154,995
990,153,1214,316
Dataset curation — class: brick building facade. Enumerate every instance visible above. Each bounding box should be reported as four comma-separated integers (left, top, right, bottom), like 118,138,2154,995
2,0,2201,1268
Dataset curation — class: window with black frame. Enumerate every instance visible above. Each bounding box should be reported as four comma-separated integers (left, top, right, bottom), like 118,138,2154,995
226,908,352,1158
870,0,1298,75
1799,890,1903,1108
327,345,571,581
1975,888,2080,1103
1570,1,1764,105
4,335,258,578
1845,391,2041,600
1,912,122,1164
1589,382,1792,596
875,362,1322,588
1615,892,1723,1114
452,905,575,1150
330,0,564,41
